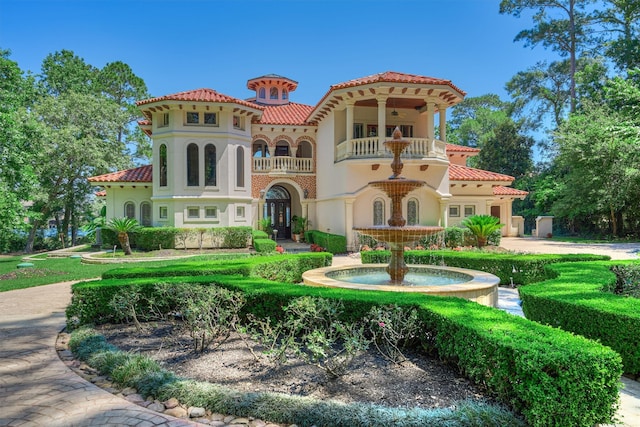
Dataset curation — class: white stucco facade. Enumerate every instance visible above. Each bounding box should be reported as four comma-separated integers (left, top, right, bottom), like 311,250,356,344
89,72,527,250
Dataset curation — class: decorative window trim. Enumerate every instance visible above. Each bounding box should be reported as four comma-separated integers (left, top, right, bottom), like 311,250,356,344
158,206,168,220
185,112,199,125
205,206,218,219
233,115,244,130
236,206,245,219
187,206,200,219
158,112,169,128
464,205,476,217
124,201,135,219
204,112,218,126
449,205,460,218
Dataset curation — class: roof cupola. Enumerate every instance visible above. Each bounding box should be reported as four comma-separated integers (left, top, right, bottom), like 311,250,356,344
247,74,298,106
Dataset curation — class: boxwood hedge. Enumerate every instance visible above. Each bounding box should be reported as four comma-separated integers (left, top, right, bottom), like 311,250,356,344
67,254,622,427
519,260,640,376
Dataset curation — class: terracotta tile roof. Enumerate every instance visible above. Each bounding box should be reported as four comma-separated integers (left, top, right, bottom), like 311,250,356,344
493,185,529,196
88,165,152,183
445,143,480,153
137,88,262,111
258,102,315,125
330,71,466,95
95,190,106,197
449,164,514,182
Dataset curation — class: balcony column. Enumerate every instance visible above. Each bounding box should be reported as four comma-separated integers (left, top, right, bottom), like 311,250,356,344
426,102,435,154
345,198,355,251
438,104,447,142
376,96,387,155
346,100,355,156
439,199,448,228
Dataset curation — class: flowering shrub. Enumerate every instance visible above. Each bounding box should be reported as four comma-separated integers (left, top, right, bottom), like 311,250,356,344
366,305,421,364
310,243,325,252
275,245,285,254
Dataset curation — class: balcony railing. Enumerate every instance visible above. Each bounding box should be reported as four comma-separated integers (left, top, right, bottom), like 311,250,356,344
336,137,447,162
252,156,314,174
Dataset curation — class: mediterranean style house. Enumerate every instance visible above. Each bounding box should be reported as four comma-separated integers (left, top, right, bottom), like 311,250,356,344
89,71,527,250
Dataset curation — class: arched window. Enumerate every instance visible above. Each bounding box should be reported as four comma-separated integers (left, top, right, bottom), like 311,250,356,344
258,87,265,99
187,143,199,186
373,198,385,226
252,141,269,158
407,198,419,226
140,202,152,226
270,87,278,99
296,140,313,158
159,144,167,187
205,144,216,186
236,146,245,187
282,89,288,100
275,140,290,157
124,202,135,219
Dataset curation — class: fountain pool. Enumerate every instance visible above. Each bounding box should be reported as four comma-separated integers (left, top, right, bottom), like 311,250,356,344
302,264,499,307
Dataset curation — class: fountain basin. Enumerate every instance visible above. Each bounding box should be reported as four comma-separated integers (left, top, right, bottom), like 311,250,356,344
302,264,499,307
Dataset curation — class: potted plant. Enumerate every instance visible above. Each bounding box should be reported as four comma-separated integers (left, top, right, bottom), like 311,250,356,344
291,216,307,242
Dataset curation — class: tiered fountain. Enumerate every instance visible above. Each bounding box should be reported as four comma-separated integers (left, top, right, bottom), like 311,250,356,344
353,127,443,283
303,128,499,307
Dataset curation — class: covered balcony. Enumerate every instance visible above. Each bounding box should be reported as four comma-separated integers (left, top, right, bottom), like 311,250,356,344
336,136,446,161
252,138,315,175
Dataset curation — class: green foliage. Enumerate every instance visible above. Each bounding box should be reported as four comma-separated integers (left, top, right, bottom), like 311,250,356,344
133,227,178,250
366,305,421,364
305,230,347,254
251,229,269,240
248,296,370,378
221,226,252,248
520,260,640,375
476,120,533,180
253,238,276,253
259,217,273,236
106,217,141,255
173,284,245,352
461,215,504,248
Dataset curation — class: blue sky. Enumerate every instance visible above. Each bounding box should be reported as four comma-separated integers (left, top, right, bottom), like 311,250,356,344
1,0,555,108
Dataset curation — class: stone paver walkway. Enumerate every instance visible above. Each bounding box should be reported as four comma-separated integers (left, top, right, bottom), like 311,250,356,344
1,240,639,426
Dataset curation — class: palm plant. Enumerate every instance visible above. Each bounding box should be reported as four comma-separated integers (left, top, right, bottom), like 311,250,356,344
462,215,504,248
105,217,141,255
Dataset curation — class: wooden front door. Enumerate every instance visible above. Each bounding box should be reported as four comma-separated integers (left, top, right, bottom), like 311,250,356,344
264,185,291,240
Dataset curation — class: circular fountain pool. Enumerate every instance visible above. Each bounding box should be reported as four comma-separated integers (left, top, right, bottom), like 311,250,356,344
302,264,499,307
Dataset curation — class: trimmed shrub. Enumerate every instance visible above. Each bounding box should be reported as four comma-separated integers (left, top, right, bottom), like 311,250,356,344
305,230,347,254
252,229,269,241
520,260,640,375
133,227,178,251
254,238,276,253
221,226,252,248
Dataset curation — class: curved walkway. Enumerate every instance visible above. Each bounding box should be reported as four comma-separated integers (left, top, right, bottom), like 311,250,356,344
0,241,638,426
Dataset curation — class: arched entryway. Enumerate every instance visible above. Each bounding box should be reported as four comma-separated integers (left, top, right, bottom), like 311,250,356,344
264,185,291,239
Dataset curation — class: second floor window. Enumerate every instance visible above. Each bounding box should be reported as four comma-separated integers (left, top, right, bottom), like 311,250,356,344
187,143,199,186
270,87,278,99
205,144,217,186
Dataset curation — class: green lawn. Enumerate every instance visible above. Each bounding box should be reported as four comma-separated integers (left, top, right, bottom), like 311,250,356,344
0,255,193,293
550,236,640,244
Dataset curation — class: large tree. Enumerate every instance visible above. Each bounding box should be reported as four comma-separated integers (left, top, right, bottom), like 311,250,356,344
476,120,534,180
0,49,38,251
595,0,640,72
500,0,598,113
552,74,640,236
446,94,515,155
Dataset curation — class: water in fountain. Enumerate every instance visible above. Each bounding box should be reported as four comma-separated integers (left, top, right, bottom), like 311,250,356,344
353,127,443,284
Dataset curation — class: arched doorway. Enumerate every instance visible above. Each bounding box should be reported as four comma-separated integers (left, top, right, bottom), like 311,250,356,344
264,185,291,239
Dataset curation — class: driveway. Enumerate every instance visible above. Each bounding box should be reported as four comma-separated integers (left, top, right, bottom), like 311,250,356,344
499,237,640,260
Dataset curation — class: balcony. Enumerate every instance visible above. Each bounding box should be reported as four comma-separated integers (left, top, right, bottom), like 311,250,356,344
335,137,447,162
252,156,314,175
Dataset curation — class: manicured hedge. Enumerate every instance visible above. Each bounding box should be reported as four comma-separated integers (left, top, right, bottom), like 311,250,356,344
361,250,609,285
519,260,640,375
102,226,252,251
253,238,276,253
251,229,269,241
305,230,347,254
67,255,622,427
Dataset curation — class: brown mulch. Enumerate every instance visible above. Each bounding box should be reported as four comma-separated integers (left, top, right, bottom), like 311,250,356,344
98,321,493,411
